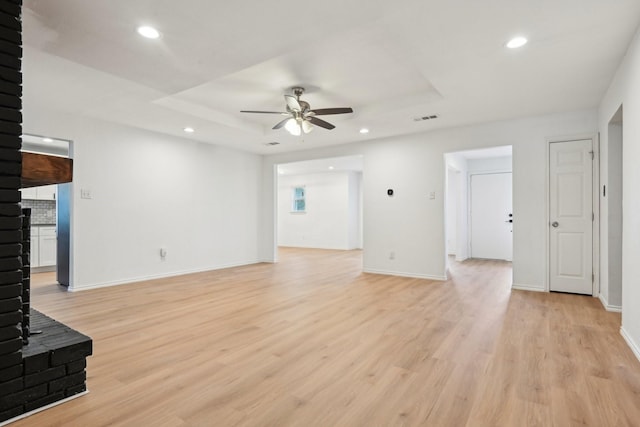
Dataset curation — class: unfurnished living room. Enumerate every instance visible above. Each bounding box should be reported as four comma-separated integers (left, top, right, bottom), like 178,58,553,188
1,0,640,426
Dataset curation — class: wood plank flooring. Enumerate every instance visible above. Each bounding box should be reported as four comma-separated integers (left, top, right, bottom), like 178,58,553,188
14,248,640,426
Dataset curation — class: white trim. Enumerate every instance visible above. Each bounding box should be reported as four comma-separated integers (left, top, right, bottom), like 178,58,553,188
0,391,88,427
621,327,640,363
592,133,601,298
69,260,263,292
598,293,622,312
511,283,545,292
363,268,447,281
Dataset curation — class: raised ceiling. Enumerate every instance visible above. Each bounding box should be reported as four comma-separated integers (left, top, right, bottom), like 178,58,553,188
21,0,640,154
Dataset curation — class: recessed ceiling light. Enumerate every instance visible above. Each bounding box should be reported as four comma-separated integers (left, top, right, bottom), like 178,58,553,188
42,137,53,143
506,36,527,49
137,26,160,39
359,128,369,134
183,127,195,133
328,166,335,170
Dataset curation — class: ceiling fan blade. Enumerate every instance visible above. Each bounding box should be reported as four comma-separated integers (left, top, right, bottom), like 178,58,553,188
273,117,291,130
307,116,336,130
285,95,301,112
240,110,289,115
309,107,353,116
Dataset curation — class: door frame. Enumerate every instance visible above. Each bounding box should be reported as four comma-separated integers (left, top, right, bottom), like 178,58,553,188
545,133,600,295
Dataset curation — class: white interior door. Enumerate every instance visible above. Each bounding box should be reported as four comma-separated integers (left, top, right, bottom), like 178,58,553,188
470,173,513,261
549,139,593,295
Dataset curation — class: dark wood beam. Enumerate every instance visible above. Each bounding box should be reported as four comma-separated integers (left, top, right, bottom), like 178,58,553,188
21,152,73,188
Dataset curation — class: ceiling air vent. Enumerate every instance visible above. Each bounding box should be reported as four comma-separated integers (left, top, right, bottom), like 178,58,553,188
413,114,438,122
265,142,280,146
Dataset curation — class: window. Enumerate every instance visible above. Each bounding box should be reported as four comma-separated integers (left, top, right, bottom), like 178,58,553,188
292,186,306,213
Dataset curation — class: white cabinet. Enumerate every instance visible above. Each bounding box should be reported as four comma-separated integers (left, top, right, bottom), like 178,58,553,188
20,187,37,200
38,226,57,267
37,185,57,200
20,185,57,200
29,226,56,268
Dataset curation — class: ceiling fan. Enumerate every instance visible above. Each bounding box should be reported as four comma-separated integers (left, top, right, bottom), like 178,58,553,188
240,87,353,136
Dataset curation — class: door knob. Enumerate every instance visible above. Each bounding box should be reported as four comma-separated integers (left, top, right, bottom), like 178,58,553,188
551,221,559,228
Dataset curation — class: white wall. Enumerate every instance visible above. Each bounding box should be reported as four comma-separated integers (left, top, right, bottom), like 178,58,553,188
261,110,597,285
23,108,262,291
277,171,361,250
598,25,640,358
467,156,512,173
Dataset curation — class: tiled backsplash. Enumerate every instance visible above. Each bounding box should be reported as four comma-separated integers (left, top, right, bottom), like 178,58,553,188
21,199,56,225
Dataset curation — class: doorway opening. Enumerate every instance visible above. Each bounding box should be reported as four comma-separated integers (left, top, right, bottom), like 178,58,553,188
275,155,363,262
445,146,513,271
20,133,73,289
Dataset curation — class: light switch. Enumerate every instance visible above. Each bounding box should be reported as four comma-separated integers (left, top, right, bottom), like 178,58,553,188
80,188,92,199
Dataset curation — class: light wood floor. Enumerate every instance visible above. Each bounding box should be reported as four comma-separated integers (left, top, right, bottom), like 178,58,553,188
15,248,640,426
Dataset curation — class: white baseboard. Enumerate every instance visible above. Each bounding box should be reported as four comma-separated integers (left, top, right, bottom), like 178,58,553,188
363,268,447,281
598,294,622,312
0,391,88,427
69,259,263,292
620,327,640,364
455,255,468,262
32,265,56,273
511,283,545,292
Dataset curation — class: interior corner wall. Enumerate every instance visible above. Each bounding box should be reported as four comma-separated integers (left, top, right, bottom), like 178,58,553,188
277,171,360,250
445,153,469,261
347,171,362,249
261,109,597,284
446,168,458,256
598,25,640,356
606,123,623,308
22,107,262,290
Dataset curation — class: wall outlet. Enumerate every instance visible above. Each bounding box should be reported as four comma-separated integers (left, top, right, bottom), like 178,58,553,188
80,188,92,199
389,251,395,260
429,191,436,200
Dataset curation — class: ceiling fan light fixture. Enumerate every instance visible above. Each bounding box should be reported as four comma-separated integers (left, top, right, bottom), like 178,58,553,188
241,87,353,134
506,36,527,49
137,26,160,39
285,118,301,136
302,120,313,134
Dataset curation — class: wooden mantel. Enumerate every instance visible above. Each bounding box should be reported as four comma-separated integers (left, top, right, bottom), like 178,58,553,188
21,152,73,188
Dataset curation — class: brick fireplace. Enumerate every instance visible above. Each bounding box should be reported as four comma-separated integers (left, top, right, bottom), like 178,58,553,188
0,1,92,423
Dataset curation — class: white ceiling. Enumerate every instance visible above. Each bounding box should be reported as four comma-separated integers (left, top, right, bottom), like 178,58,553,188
21,0,640,155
